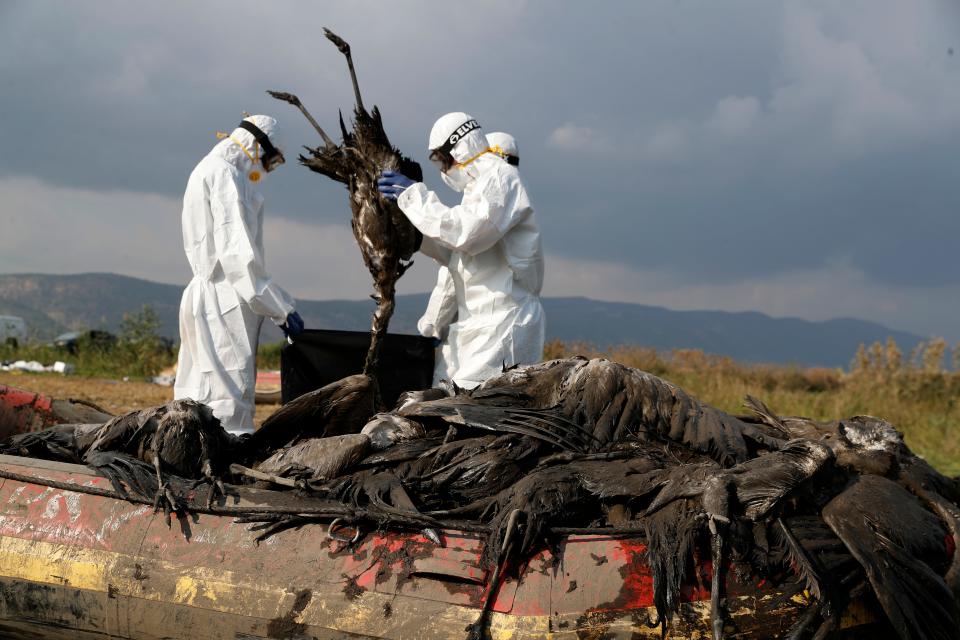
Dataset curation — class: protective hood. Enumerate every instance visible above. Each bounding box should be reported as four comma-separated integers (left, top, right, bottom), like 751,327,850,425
429,112,490,192
486,132,518,163
212,115,283,183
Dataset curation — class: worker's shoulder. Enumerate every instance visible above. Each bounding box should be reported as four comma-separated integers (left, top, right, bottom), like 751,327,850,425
192,154,242,186
485,158,526,189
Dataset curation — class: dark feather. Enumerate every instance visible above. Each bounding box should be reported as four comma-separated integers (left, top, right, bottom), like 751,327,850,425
401,400,596,453
0,424,85,463
823,475,959,640
247,374,375,456
85,450,188,502
643,498,701,628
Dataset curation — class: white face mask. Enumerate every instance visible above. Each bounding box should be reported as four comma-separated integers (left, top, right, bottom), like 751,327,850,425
440,165,472,192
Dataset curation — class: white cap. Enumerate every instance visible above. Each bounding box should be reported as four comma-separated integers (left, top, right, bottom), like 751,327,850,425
427,112,486,163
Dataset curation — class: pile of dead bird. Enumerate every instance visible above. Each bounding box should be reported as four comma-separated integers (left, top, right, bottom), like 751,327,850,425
3,357,959,640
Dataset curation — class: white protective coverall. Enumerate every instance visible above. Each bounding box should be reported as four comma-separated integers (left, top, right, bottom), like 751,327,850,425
399,113,545,387
416,132,521,350
174,115,296,434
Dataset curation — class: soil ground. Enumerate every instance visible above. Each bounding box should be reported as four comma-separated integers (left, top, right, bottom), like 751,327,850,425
0,371,278,426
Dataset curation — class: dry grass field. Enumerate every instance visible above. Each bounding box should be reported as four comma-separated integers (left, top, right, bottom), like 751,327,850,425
0,371,278,426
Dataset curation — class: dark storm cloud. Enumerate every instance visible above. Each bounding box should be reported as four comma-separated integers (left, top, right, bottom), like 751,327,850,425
0,0,958,336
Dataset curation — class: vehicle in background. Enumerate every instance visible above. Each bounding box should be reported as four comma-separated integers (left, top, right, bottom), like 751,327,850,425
0,316,26,349
51,330,117,355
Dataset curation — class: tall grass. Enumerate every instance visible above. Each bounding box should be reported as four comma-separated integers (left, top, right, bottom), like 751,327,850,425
256,341,284,370
545,338,960,475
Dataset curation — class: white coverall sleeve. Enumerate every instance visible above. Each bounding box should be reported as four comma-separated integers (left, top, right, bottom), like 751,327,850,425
418,267,457,340
210,177,295,321
418,235,452,265
398,171,520,256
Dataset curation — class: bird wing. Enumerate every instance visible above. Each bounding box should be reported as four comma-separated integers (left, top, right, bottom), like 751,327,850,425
0,424,83,463
255,434,370,480
84,450,173,501
356,437,445,467
402,400,597,453
731,439,834,520
823,475,959,640
247,374,375,455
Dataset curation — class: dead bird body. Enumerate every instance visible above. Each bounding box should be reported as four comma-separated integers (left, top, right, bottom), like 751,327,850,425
299,359,960,640
270,29,422,397
0,399,236,525
70,399,236,517
401,357,784,464
0,422,102,463
255,433,371,481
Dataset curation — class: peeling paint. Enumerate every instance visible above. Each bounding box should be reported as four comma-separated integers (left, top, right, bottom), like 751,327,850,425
0,457,880,638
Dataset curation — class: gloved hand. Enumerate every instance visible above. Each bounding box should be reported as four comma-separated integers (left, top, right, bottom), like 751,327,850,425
377,170,416,200
430,337,442,348
281,311,304,338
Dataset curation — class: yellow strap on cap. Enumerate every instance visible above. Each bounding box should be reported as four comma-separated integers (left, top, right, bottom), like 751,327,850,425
455,147,496,170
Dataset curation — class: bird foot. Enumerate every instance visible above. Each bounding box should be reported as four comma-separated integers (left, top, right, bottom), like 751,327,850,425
152,482,183,527
266,90,301,107
199,477,226,509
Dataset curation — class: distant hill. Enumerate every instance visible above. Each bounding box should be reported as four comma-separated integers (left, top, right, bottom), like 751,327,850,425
0,272,926,368
0,273,183,340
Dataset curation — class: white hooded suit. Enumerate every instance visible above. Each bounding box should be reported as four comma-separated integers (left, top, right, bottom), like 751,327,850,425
398,114,545,387
174,115,295,433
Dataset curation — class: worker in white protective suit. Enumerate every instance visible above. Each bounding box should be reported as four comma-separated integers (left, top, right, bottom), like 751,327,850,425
378,114,544,387
174,115,305,435
416,131,523,374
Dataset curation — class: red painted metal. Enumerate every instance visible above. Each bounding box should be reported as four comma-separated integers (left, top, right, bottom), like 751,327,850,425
0,384,57,441
0,454,877,638
255,370,281,388
0,384,112,442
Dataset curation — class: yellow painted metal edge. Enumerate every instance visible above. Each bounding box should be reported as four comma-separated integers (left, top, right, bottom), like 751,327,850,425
0,534,873,639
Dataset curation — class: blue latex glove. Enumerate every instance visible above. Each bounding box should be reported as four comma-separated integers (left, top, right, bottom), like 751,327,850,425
377,170,415,200
281,311,304,338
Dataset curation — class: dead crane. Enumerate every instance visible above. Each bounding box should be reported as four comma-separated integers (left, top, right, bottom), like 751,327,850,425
4,358,960,639
269,29,423,404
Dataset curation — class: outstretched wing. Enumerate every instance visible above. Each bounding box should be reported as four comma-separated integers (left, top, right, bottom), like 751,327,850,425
402,400,598,453
823,475,959,640
0,424,84,463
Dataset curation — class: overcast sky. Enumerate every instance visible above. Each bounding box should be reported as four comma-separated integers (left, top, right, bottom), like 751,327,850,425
0,1,958,339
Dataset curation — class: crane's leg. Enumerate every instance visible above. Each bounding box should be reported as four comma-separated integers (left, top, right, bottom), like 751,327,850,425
267,90,337,149
151,451,181,527
363,279,396,409
323,29,366,113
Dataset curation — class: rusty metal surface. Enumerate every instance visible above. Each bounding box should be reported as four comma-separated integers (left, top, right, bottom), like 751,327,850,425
0,384,111,442
0,454,878,639
0,385,55,441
